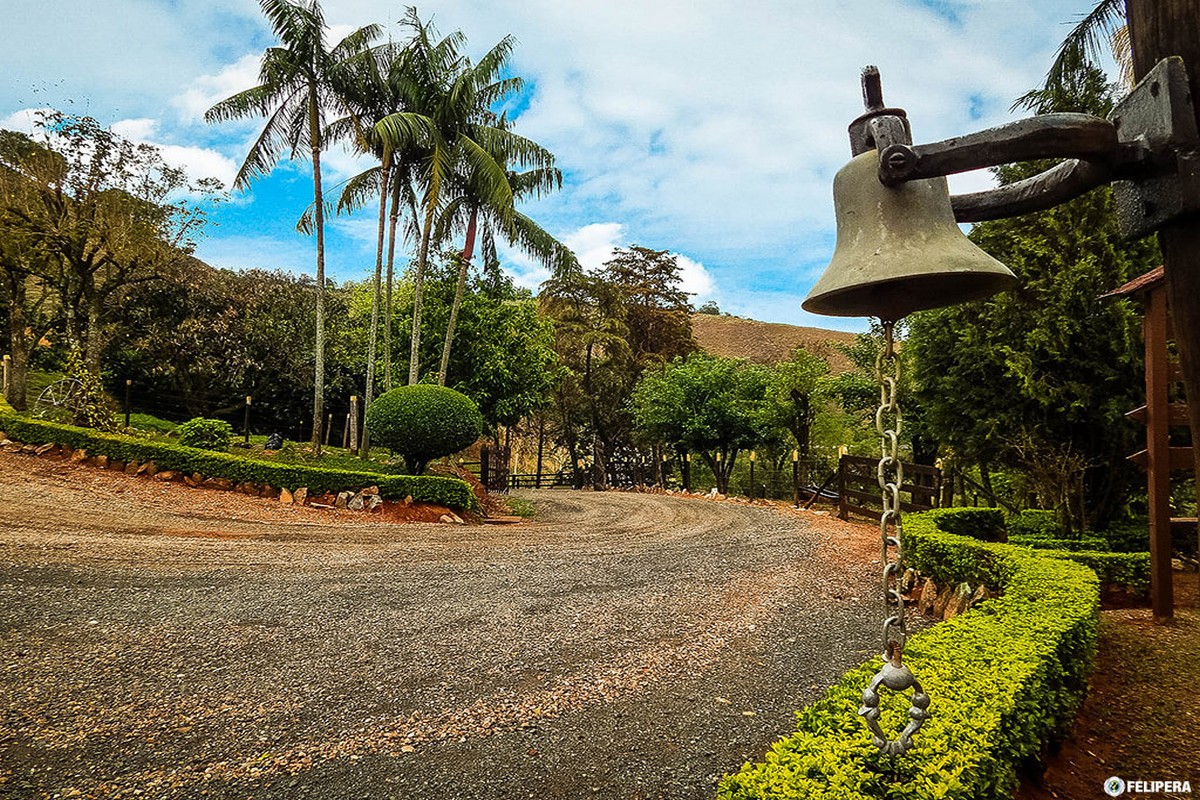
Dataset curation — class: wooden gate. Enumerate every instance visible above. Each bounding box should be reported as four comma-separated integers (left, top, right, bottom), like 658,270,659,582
479,445,510,492
837,455,942,520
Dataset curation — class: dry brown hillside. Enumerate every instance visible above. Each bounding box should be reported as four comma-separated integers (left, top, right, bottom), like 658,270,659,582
691,313,857,373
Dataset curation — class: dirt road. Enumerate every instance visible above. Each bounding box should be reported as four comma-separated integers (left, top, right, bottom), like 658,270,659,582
0,451,879,799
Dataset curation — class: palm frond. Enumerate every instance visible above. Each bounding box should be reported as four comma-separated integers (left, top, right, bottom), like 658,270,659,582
1044,0,1125,93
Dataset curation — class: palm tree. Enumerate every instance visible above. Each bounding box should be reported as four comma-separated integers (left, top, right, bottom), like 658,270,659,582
1029,0,1133,111
374,10,558,385
435,158,575,385
328,39,410,455
204,0,379,452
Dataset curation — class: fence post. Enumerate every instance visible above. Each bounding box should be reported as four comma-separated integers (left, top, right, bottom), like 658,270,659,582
837,454,848,520
123,379,132,428
792,449,800,507
244,395,252,444
349,395,359,455
535,414,545,488
748,451,756,500
342,413,351,448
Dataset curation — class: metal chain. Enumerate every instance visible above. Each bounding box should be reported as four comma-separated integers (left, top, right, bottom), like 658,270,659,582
857,321,930,756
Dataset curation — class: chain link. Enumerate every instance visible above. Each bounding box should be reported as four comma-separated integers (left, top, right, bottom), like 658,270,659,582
857,320,930,755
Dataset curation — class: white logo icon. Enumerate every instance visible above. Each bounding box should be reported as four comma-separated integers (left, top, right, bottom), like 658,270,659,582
1104,776,1126,797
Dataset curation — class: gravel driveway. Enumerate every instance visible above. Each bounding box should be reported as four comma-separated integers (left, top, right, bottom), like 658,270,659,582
0,452,880,799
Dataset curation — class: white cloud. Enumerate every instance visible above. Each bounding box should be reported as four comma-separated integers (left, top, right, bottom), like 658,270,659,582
0,107,53,136
676,254,714,300
111,116,239,188
563,222,625,273
0,0,1106,329
173,53,263,123
557,221,716,300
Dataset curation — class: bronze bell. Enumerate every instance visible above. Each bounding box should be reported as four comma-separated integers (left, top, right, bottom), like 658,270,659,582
802,150,1017,321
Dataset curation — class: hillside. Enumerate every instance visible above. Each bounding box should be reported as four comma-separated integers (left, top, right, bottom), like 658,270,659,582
691,313,857,373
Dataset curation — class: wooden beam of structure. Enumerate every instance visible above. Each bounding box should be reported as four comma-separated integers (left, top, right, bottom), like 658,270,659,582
1128,0,1200,618
1126,403,1192,426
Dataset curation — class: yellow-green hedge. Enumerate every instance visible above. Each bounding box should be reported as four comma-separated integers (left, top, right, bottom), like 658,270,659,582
0,411,477,510
719,508,1099,799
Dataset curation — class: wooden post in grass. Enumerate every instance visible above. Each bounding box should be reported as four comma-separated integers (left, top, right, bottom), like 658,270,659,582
349,396,360,456
244,396,252,444
2,355,10,401
124,379,132,428
749,451,756,500
535,413,546,488
342,413,350,448
324,413,332,446
792,449,801,507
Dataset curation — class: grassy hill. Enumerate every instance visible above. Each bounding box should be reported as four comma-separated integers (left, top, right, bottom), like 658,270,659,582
691,313,857,373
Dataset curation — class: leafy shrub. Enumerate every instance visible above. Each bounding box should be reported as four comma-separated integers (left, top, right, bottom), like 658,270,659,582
175,417,234,451
923,506,1007,542
0,411,477,510
127,413,178,434
1010,536,1110,552
1099,517,1153,553
365,385,482,474
719,508,1100,800
1007,509,1062,540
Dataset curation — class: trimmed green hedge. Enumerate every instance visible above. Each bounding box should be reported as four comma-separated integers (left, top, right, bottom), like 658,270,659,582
719,508,1099,800
1007,509,1060,539
1009,535,1109,552
0,411,477,510
922,506,1007,542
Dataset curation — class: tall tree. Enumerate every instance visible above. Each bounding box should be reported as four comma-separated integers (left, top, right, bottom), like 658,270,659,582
0,115,211,377
373,9,556,386
205,0,380,452
632,354,771,495
908,66,1158,530
435,158,572,386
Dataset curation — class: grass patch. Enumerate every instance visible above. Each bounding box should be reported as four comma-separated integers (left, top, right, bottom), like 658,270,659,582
505,496,537,518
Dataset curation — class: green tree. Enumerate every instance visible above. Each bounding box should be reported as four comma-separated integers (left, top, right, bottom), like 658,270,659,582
373,10,558,387
632,354,771,495
909,174,1157,532
540,246,698,488
763,349,830,485
0,115,212,378
205,0,380,452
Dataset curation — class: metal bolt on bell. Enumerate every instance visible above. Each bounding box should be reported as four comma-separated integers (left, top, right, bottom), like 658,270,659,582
802,150,1017,321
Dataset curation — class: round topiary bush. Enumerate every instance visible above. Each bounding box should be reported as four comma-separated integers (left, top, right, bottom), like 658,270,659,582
176,417,234,452
365,385,482,474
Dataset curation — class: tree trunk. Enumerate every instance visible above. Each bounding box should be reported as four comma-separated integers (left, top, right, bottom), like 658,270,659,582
4,274,29,410
408,206,435,385
83,291,105,375
362,151,392,460
382,174,402,394
308,85,326,453
437,208,477,386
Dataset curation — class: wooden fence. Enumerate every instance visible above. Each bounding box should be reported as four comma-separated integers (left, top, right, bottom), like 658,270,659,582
837,454,942,520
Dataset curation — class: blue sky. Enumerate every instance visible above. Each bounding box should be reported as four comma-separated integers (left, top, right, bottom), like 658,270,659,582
0,0,1109,332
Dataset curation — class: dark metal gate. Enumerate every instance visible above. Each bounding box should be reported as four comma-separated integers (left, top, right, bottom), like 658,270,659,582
480,445,511,492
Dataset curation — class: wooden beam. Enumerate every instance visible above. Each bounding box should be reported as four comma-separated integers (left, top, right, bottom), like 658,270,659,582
1126,403,1192,426
1126,446,1196,471
1128,0,1200,619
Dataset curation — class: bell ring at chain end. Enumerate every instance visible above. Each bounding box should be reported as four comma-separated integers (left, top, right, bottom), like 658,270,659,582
858,652,931,756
